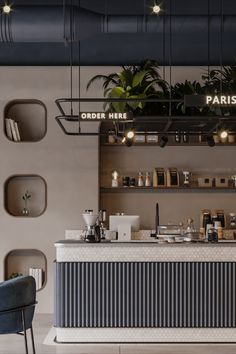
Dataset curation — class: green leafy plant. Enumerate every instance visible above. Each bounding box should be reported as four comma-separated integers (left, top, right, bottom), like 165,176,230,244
202,65,236,93
22,190,31,215
87,59,169,115
171,80,207,115
87,59,236,117
22,190,31,202
202,64,236,115
9,272,23,279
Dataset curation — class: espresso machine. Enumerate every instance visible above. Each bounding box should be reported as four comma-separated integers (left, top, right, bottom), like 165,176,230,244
82,210,101,243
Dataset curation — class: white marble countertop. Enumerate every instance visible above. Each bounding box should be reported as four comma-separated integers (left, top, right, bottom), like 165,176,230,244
55,239,236,247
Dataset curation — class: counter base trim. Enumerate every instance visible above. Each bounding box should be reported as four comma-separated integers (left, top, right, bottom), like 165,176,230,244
55,328,236,343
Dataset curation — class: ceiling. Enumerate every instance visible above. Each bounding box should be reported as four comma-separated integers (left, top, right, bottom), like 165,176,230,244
1,0,236,65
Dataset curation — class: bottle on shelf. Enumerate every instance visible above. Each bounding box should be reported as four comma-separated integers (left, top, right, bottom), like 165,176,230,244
183,132,189,143
138,172,144,187
145,172,151,187
111,170,119,187
108,130,116,144
175,132,181,143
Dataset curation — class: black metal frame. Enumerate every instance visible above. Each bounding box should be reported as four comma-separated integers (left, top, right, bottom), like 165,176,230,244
55,97,236,136
0,302,37,354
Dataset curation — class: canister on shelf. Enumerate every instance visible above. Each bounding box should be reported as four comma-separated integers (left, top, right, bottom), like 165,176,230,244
207,225,218,243
130,178,136,187
215,209,225,228
122,176,130,187
201,210,212,233
229,213,236,228
217,226,223,240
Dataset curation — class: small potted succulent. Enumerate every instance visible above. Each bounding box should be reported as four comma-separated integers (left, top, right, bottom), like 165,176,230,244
22,190,31,216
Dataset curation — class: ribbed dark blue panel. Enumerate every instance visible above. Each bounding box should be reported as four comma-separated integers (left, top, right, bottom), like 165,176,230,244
54,262,236,328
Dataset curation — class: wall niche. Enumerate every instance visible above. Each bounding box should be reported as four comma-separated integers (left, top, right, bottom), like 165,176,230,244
4,99,47,142
4,175,47,217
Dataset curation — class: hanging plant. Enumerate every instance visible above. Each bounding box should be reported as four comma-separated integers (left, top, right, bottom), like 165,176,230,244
171,80,208,116
87,59,169,115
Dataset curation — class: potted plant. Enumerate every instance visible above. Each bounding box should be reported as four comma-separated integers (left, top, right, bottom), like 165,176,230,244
87,59,169,116
22,190,31,216
171,80,207,116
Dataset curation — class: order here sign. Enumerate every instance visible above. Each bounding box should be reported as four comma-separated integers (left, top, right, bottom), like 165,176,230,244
80,112,132,120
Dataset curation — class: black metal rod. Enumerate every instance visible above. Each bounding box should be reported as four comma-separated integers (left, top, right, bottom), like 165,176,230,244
169,0,172,117
30,326,36,354
63,0,66,42
56,98,182,103
163,0,166,81
21,309,28,354
77,0,81,133
207,0,210,77
220,0,223,93
69,0,73,115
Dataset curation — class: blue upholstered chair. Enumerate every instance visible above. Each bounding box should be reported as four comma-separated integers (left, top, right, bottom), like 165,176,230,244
0,276,37,354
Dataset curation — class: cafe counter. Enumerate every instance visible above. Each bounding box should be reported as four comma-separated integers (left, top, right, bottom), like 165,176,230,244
54,240,236,343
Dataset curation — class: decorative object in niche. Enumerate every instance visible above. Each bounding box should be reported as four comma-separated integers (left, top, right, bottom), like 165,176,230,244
22,190,31,216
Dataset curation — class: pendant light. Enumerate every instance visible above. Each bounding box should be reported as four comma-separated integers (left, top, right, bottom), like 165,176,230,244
0,1,13,42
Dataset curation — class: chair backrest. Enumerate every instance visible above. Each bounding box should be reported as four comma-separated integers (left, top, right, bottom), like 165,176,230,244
0,276,36,334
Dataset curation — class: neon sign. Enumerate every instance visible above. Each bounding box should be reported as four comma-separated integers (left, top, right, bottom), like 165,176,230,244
206,95,236,105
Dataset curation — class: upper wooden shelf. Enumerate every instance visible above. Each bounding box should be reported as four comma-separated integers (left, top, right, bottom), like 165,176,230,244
101,142,236,147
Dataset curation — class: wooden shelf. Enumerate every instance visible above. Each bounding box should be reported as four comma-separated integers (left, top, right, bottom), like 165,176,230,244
4,249,47,291
4,174,47,217
101,143,236,147
101,186,236,193
4,99,47,142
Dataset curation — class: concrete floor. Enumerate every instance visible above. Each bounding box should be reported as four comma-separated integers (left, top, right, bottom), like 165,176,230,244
1,315,236,354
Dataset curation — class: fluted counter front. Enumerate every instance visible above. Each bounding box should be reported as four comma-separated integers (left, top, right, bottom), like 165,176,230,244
54,240,236,343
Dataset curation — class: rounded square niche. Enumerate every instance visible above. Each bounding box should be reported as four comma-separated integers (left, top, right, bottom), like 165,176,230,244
4,99,47,142
4,175,47,217
4,249,47,291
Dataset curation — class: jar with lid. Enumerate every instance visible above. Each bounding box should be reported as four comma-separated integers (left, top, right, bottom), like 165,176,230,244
207,226,218,243
229,213,236,228
216,211,225,228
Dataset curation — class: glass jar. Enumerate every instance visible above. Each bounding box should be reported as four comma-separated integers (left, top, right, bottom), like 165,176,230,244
207,226,218,243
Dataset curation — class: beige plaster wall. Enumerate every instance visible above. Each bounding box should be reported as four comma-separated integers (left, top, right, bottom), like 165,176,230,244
0,65,228,313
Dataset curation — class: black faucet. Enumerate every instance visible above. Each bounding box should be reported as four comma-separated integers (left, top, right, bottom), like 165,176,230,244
155,203,159,235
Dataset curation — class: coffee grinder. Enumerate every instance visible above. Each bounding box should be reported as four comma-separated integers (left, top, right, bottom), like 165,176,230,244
82,210,101,243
